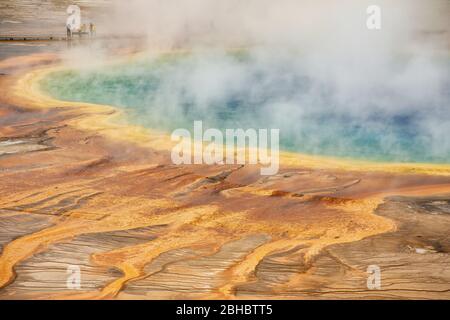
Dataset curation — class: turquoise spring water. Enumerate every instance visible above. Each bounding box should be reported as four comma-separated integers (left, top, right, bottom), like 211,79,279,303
40,52,450,164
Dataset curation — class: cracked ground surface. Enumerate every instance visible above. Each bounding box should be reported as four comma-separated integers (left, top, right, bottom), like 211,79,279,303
0,51,449,300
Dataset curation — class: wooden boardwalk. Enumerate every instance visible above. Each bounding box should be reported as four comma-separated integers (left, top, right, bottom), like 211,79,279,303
0,36,67,41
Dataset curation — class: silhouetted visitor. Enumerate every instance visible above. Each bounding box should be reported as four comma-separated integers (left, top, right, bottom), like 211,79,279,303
66,25,72,40
89,23,96,37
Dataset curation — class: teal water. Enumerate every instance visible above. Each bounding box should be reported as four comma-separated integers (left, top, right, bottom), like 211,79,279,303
40,52,450,163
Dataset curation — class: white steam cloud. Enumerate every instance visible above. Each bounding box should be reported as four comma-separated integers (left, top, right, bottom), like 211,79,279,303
58,0,449,162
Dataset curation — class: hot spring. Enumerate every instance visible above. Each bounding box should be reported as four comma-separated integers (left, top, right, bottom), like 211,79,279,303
40,50,450,164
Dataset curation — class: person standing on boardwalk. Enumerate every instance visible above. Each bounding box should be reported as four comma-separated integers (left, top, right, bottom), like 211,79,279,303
89,23,96,37
66,24,72,40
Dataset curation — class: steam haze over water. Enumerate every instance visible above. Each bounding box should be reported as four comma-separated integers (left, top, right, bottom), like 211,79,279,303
42,48,450,163
2,0,448,163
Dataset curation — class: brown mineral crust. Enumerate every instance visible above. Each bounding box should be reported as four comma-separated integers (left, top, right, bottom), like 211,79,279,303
0,51,449,300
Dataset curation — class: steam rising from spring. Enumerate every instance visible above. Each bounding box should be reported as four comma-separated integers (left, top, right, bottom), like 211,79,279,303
47,0,450,163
